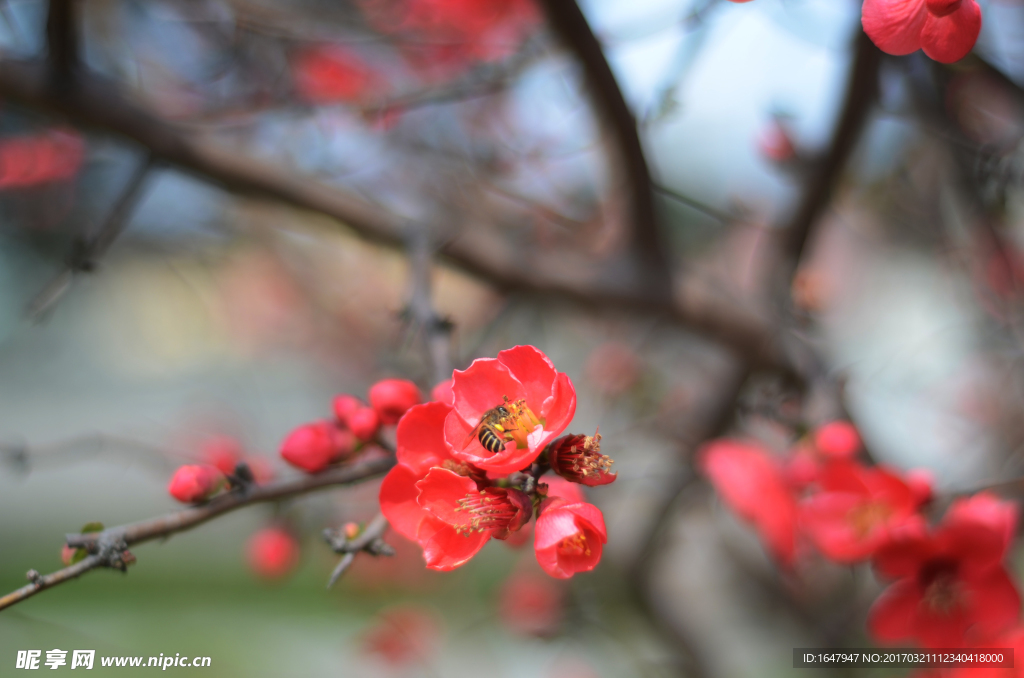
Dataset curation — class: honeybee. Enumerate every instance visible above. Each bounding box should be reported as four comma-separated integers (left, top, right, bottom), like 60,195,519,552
461,396,524,453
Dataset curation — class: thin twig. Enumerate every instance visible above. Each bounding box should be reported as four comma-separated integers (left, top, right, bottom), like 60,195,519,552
324,513,391,588
0,455,394,612
406,226,453,384
26,154,155,321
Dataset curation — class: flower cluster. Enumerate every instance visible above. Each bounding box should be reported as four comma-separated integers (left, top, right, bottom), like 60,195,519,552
380,346,613,578
701,421,1022,650
728,0,981,63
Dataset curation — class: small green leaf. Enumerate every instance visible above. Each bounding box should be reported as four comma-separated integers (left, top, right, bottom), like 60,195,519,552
69,548,87,565
80,522,104,533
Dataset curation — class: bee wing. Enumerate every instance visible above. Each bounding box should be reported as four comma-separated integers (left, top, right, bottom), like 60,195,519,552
459,420,486,450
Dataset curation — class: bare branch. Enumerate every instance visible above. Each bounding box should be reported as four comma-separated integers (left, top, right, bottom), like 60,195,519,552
0,455,394,612
324,513,392,588
45,0,77,81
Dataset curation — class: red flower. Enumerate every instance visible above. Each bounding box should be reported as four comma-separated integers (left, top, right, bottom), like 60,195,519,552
201,435,244,476
361,606,441,667
868,493,1020,648
167,464,225,503
499,571,564,636
333,394,363,426
862,0,981,64
0,129,84,189
813,421,862,459
548,432,617,487
292,46,373,104
369,378,422,425
534,497,607,579
700,439,799,565
280,421,352,474
349,406,380,441
444,345,577,475
379,402,494,570
247,527,299,580
800,461,922,563
416,467,531,539
431,379,454,405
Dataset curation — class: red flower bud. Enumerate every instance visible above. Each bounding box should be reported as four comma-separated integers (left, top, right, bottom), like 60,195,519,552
280,421,347,474
60,544,78,566
167,464,226,503
431,379,454,405
813,421,861,459
201,435,244,476
349,406,380,442
548,432,616,487
332,394,362,426
369,378,422,425
247,527,299,580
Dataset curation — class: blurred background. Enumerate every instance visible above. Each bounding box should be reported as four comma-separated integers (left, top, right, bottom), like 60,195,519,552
2,0,1024,675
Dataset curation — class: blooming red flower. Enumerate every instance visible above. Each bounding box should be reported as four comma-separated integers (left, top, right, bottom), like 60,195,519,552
379,402,495,570
534,497,607,579
369,378,422,425
167,464,225,503
247,527,299,580
700,439,799,565
499,571,565,636
349,406,380,441
862,0,982,64
431,379,454,405
280,421,352,474
444,345,576,475
813,421,862,459
292,46,374,104
416,467,531,539
868,493,1020,648
548,432,617,487
800,461,922,562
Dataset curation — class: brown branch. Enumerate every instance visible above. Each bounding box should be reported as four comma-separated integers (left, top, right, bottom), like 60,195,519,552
45,0,77,82
536,0,672,301
779,30,882,267
0,455,394,612
324,513,392,588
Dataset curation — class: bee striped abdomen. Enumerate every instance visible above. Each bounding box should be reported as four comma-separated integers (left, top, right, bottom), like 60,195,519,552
478,428,505,453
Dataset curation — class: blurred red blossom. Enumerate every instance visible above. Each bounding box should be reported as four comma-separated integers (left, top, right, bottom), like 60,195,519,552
348,406,381,442
499,570,565,636
361,605,441,666
444,345,576,475
868,493,1020,648
700,438,798,565
333,394,363,427
0,129,84,189
800,461,924,563
862,0,981,63
431,378,454,405
585,342,641,396
813,421,862,459
292,46,375,104
246,527,300,580
167,464,225,503
369,378,422,425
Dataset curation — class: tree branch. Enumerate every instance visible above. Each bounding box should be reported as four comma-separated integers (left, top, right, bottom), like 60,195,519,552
0,455,394,612
323,513,392,588
536,0,672,300
45,0,77,82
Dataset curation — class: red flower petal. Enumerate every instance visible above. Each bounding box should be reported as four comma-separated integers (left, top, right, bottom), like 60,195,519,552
396,402,455,474
416,467,479,527
370,378,422,426
416,514,489,570
863,0,928,56
497,345,558,412
868,578,922,642
965,568,1021,637
450,357,527,427
920,0,980,63
543,475,586,504
945,492,1017,555
379,464,428,542
872,517,932,578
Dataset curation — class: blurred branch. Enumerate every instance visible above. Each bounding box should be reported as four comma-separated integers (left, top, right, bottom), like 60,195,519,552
323,513,392,588
536,0,672,301
652,182,735,223
26,153,154,321
0,455,394,612
779,30,881,268
45,0,77,82
406,226,453,385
